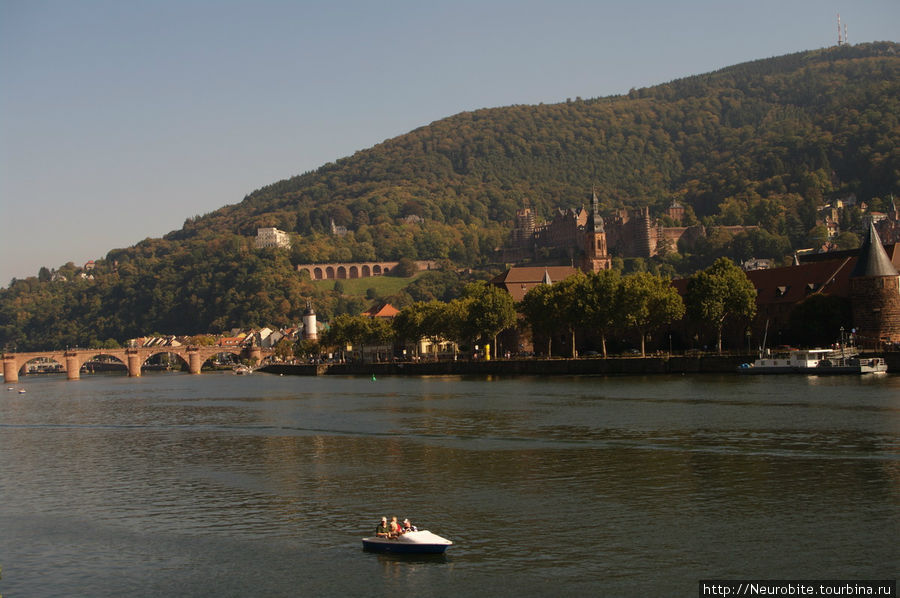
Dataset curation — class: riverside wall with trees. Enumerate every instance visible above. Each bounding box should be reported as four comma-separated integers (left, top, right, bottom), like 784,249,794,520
304,259,756,363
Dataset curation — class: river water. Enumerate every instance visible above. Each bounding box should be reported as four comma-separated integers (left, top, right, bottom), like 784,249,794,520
0,371,897,597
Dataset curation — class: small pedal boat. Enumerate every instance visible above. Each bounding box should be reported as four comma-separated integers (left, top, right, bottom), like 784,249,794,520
362,530,453,554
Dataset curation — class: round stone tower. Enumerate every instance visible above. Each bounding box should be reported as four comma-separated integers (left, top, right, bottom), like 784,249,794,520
302,301,318,341
849,220,900,346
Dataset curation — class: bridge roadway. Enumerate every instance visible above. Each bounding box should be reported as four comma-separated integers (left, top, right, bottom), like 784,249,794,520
2,345,273,383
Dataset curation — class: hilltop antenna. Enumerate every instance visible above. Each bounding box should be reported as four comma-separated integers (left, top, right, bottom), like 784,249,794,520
844,22,848,46
837,13,843,46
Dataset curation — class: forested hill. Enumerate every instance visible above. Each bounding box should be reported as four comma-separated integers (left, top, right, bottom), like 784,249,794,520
176,41,898,255
2,42,899,350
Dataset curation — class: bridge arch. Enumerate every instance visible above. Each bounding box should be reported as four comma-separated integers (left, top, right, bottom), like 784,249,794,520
349,265,359,279
314,267,324,280
79,352,128,374
192,349,245,371
142,350,190,371
19,355,66,374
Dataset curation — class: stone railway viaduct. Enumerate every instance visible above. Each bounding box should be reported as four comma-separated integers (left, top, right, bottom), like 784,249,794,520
297,260,438,280
2,345,273,383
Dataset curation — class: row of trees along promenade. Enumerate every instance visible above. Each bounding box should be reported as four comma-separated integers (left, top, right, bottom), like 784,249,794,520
301,258,758,363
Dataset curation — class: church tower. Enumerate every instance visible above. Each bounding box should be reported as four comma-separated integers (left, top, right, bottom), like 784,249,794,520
849,220,900,346
582,190,611,272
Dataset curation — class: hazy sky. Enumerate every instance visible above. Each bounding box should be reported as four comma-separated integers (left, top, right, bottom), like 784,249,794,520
1,0,897,285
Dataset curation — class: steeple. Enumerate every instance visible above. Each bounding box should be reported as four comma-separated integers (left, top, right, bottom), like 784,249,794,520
850,220,898,278
589,188,605,233
581,188,611,272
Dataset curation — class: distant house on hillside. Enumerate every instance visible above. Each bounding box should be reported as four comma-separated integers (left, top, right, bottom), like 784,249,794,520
255,227,291,249
330,219,348,237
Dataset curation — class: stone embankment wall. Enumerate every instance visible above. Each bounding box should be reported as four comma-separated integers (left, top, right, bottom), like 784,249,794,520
263,355,751,377
263,352,899,377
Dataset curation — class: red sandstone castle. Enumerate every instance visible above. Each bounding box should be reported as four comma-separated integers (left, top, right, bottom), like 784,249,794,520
504,191,751,267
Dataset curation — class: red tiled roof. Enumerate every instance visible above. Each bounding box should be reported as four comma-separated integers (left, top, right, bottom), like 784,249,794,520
362,303,400,318
490,266,579,302
672,258,855,308
746,258,853,305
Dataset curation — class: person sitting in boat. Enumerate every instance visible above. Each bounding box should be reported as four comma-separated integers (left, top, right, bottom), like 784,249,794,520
389,516,401,537
402,518,417,533
375,517,391,538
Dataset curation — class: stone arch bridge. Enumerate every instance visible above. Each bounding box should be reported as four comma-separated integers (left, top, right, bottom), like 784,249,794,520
2,345,273,383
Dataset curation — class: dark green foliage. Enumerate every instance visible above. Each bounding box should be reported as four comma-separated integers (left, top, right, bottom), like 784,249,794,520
788,294,852,347
685,257,758,353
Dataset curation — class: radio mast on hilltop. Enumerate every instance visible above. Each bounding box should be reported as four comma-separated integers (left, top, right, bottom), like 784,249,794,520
837,13,849,46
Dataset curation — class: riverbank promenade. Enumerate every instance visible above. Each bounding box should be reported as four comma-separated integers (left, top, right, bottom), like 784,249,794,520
260,353,884,377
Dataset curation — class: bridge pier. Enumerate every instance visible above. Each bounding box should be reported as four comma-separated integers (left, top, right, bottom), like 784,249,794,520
127,350,142,377
3,356,19,383
248,347,262,366
188,350,203,375
65,353,80,380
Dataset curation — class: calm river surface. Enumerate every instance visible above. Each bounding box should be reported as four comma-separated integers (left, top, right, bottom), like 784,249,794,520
1,371,897,597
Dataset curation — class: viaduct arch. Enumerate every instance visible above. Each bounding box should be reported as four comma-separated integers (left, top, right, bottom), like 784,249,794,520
298,260,438,281
2,346,273,383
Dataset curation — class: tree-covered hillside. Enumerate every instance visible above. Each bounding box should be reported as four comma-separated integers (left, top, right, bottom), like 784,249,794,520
2,42,898,350
177,42,898,252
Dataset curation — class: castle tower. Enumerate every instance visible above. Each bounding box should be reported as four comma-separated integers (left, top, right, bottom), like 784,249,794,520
849,220,900,346
635,206,654,258
667,199,684,224
302,301,318,341
582,190,611,272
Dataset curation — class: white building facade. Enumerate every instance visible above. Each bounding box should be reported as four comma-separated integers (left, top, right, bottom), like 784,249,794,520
255,227,291,249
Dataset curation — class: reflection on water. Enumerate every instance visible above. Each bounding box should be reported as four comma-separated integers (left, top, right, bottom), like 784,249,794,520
0,372,897,597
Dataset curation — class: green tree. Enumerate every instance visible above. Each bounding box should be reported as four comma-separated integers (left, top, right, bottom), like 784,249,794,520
393,300,457,359
392,258,418,277
363,317,395,362
273,337,296,361
620,272,685,357
462,282,517,356
294,339,320,361
583,269,623,357
392,303,428,359
320,313,369,359
685,257,757,353
438,298,473,357
833,231,859,251
520,282,557,357
552,273,590,358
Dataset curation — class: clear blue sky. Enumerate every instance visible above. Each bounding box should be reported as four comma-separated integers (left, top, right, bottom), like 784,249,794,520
1,0,897,285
